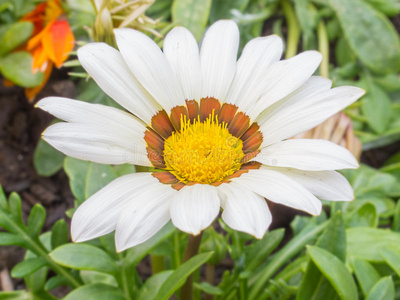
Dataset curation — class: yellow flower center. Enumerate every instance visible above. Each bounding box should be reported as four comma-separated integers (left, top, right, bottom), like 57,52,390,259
163,113,244,184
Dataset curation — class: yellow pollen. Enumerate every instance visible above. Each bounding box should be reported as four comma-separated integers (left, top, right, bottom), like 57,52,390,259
163,112,244,184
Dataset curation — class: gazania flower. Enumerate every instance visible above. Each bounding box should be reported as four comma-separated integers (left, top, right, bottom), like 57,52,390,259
37,20,364,251
22,0,74,101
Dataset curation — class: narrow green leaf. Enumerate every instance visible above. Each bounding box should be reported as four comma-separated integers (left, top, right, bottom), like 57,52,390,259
307,246,358,300
137,271,174,300
245,228,285,272
64,157,90,202
11,257,47,278
8,192,23,225
0,232,26,246
27,204,46,237
64,283,125,300
347,228,400,262
49,244,119,276
0,52,44,87
194,282,223,296
0,185,7,210
392,200,400,232
0,22,33,56
297,212,346,300
171,0,212,41
379,247,400,278
329,0,400,74
366,276,394,300
0,291,32,300
80,270,118,286
34,139,65,177
45,275,70,291
154,252,214,300
51,219,69,250
364,0,400,17
351,258,381,297
85,163,117,199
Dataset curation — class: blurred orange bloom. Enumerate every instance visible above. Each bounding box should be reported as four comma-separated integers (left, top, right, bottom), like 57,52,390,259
21,0,75,101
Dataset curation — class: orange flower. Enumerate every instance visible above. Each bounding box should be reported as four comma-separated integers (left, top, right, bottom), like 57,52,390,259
22,0,75,101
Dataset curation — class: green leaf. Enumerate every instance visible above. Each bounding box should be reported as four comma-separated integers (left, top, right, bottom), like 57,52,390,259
364,0,400,17
27,204,46,237
366,276,394,300
113,164,136,177
345,202,378,228
11,257,47,278
49,244,119,276
209,0,249,22
9,192,23,225
0,51,44,87
307,246,358,300
80,270,118,286
64,283,125,300
297,212,346,300
51,219,69,250
245,229,284,272
64,157,90,202
154,252,214,300
379,247,400,278
346,228,400,262
194,282,223,296
125,222,175,267
45,276,70,291
329,0,400,74
361,77,391,134
171,0,212,41
351,258,381,297
0,22,33,56
0,185,7,210
0,232,26,246
0,291,32,299
85,163,117,199
392,200,400,232
137,270,174,300
34,139,65,177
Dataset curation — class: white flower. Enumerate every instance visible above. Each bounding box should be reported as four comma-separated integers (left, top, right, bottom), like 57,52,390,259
37,20,364,252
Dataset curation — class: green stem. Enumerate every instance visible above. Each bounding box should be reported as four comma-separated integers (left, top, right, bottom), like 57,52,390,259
318,20,329,77
150,255,165,274
282,0,300,59
173,231,182,269
249,221,328,300
118,253,133,300
179,233,204,300
9,217,81,288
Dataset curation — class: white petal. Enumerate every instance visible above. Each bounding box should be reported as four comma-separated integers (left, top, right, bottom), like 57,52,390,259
71,173,155,242
77,43,161,124
43,123,151,166
232,169,322,215
259,86,365,146
163,27,201,101
115,182,176,251
170,184,220,235
225,36,283,112
36,97,147,134
114,28,184,112
256,76,332,125
247,51,322,120
217,182,272,238
261,166,354,201
256,139,358,171
200,20,239,100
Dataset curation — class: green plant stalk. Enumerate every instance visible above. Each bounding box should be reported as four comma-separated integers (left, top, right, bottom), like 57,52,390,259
249,221,329,300
4,213,81,288
173,231,182,269
318,21,329,77
118,253,133,300
282,0,300,59
150,255,165,274
179,233,204,300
